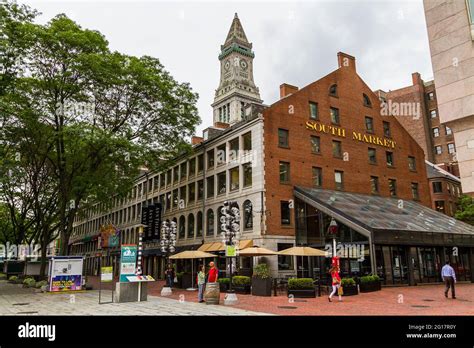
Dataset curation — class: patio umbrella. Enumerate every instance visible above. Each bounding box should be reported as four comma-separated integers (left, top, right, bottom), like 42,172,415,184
278,246,327,279
169,250,216,289
238,246,278,256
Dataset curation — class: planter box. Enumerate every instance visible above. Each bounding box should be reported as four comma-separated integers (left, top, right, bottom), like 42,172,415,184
342,284,359,296
251,277,272,297
219,282,230,292
359,281,381,293
288,288,316,298
232,285,251,294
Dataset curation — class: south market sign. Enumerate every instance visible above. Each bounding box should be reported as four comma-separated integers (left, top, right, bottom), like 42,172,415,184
305,121,396,149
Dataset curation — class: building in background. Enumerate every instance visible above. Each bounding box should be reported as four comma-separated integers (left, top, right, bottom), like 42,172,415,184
426,160,462,216
423,0,474,196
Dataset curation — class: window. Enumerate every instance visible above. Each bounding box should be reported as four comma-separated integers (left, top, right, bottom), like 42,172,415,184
279,162,290,183
197,154,204,173
229,137,239,162
332,140,342,158
433,181,443,193
365,116,374,133
187,213,194,238
229,167,239,191
173,166,179,183
411,183,419,200
435,200,445,213
281,201,291,225
196,211,203,237
278,243,294,271
206,176,214,198
389,179,397,197
243,132,252,151
435,145,442,155
243,162,252,187
330,107,340,125
448,143,456,154
216,144,226,166
370,176,379,194
197,180,203,200
180,162,187,181
445,126,452,135
433,127,440,137
243,200,253,230
427,91,435,100
166,170,172,187
368,148,377,164
408,156,416,171
179,215,185,238
189,158,196,177
278,128,289,148
363,94,372,107
217,172,226,195
179,186,186,204
207,149,215,169
188,182,195,203
309,102,318,119
206,209,214,236
329,84,337,96
312,167,322,187
430,109,437,118
172,189,178,208
335,171,344,190
386,151,394,167
310,136,320,154
383,121,391,137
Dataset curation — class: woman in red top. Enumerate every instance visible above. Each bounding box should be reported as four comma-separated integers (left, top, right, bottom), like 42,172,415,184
328,265,342,302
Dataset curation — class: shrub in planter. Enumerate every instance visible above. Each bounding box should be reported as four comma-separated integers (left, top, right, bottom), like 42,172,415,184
35,280,48,289
23,278,36,288
288,278,316,298
341,277,358,296
175,272,184,288
252,264,272,297
359,275,381,293
218,278,230,292
0,273,6,280
232,276,251,294
8,275,18,283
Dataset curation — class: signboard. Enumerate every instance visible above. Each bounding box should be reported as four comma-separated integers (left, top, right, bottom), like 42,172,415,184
119,244,137,282
141,206,149,241
126,275,155,282
152,203,162,240
101,266,113,283
48,257,83,292
100,224,120,248
225,245,236,257
146,205,154,241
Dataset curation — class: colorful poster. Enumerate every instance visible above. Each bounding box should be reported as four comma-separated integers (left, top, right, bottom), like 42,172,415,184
225,245,236,257
100,224,120,248
48,257,83,292
120,245,137,282
101,266,113,282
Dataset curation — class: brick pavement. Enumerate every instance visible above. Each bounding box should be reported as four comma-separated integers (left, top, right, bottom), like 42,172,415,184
148,280,474,316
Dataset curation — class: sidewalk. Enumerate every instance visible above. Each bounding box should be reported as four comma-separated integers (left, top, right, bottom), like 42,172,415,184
148,280,474,316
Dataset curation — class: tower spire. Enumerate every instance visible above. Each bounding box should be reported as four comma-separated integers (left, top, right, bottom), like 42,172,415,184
223,12,249,48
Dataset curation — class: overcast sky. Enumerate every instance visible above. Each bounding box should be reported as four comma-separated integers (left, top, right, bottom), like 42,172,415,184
24,0,433,135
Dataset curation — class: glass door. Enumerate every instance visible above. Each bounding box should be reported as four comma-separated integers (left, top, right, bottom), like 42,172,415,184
392,246,408,285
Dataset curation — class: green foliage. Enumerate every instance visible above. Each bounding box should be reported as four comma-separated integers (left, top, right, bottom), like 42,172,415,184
341,277,356,286
455,195,474,226
288,278,314,290
218,278,230,284
23,277,36,287
360,275,380,284
0,273,7,280
252,263,270,279
232,276,251,286
176,272,184,279
8,275,18,283
35,280,48,289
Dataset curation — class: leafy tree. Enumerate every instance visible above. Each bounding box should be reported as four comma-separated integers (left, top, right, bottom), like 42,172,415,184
455,195,474,226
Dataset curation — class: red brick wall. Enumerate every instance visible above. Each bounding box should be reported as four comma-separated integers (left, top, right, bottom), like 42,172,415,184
263,55,431,237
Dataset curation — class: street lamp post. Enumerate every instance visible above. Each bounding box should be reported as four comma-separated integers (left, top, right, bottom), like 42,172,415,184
160,220,177,296
220,201,240,305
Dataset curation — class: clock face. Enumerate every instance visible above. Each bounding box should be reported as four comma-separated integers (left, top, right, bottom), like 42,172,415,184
224,60,231,71
240,59,248,70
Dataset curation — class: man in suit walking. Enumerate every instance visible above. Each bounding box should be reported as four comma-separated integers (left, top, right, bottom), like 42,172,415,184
441,260,456,299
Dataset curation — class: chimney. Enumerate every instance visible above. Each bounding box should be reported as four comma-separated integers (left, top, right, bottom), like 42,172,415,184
412,72,422,86
213,121,230,129
337,52,356,72
191,136,204,145
280,83,299,99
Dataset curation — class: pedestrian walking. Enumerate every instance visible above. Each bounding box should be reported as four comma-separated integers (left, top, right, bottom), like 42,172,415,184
165,264,175,288
208,261,219,283
441,260,456,299
197,265,206,303
328,265,342,302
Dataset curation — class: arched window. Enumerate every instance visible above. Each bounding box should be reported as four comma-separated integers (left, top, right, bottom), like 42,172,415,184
197,211,203,237
206,209,214,236
218,205,224,235
178,215,185,238
363,93,372,107
329,84,337,96
187,213,195,238
243,200,253,230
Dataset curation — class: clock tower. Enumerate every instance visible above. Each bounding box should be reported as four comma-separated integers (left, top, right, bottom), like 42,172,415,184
212,13,262,125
